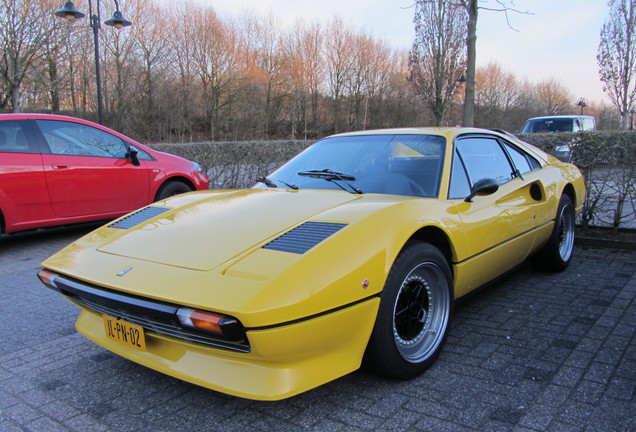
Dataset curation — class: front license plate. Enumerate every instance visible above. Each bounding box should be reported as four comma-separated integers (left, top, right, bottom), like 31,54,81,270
103,315,146,351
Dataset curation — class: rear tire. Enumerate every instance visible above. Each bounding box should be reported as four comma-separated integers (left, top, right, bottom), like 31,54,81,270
364,241,453,379
155,181,192,201
532,195,575,272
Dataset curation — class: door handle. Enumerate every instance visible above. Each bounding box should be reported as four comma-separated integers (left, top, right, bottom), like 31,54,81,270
52,165,69,170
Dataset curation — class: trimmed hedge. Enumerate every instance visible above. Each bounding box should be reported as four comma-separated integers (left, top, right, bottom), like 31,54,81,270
519,131,636,229
517,131,636,168
151,140,311,189
150,131,636,229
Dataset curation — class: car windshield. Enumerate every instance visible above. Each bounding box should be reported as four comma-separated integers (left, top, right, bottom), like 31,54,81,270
522,119,574,133
259,134,446,198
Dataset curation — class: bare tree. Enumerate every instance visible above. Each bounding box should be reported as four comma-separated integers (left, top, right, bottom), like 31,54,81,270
0,0,61,112
191,7,241,140
376,52,426,128
534,78,573,115
474,61,520,128
426,0,528,127
286,20,324,139
324,18,356,133
344,33,390,130
241,12,289,138
409,0,466,126
358,40,395,129
165,1,201,141
35,2,76,113
131,0,169,121
67,31,95,116
2,0,598,140
597,0,636,129
100,0,137,128
407,1,528,126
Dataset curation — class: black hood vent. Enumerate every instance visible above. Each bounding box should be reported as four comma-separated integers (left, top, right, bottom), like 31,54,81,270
109,206,171,230
262,221,347,254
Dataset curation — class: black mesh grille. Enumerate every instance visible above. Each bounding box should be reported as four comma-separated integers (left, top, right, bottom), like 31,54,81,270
109,206,170,229
262,221,347,254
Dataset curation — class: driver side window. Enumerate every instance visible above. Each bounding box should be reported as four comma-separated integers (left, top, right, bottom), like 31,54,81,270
449,136,518,199
35,120,128,158
455,137,514,186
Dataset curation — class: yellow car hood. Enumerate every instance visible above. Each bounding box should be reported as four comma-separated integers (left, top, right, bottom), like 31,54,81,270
96,189,360,271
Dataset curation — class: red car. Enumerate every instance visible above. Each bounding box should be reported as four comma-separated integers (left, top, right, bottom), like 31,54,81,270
0,114,209,234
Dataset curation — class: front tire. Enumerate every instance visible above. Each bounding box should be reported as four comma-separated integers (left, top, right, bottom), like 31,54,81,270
532,195,575,272
155,181,192,201
365,241,453,379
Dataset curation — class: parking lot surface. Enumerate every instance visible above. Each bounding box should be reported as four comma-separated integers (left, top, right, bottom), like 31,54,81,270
1,226,635,432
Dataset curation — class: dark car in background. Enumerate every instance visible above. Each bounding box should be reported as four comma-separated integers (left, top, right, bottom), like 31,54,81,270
520,115,596,134
0,114,209,234
520,115,596,162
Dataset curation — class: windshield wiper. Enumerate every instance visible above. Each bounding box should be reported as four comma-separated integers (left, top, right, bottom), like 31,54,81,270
297,169,363,194
277,179,298,190
256,177,277,188
255,177,298,190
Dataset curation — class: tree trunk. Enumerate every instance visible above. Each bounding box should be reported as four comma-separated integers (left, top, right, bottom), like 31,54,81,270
463,0,478,127
11,85,22,113
48,59,60,112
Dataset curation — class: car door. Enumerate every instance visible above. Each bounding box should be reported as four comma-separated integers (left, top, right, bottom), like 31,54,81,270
35,119,151,218
0,119,52,230
450,135,546,294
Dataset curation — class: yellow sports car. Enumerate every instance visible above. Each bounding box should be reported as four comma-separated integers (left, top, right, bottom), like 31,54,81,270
38,127,585,400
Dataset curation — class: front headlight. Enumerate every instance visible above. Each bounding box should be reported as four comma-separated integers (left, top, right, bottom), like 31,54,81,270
191,161,203,173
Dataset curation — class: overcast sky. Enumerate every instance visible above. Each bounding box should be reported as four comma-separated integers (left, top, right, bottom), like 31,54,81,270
198,0,610,106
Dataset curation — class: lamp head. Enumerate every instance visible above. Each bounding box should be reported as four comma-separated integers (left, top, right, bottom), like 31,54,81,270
104,10,132,29
54,1,85,21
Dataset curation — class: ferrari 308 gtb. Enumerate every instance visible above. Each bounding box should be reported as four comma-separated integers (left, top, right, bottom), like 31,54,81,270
39,127,585,400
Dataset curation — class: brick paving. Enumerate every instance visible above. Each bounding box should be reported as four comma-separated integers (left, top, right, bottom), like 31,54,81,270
1,226,635,431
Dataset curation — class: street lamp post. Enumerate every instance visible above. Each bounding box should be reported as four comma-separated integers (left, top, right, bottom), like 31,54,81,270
55,1,132,125
576,98,587,115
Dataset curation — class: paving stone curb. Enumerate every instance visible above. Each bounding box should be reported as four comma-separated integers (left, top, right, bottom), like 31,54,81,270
575,227,636,251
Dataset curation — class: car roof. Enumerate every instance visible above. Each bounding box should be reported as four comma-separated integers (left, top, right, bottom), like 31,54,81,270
0,113,95,123
525,115,594,121
329,126,500,139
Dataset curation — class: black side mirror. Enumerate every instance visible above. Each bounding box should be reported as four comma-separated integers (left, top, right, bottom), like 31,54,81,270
128,147,140,166
465,178,499,202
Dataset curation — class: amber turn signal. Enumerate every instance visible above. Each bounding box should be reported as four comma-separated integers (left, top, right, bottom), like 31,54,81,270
176,308,246,341
37,269,58,287
177,308,224,334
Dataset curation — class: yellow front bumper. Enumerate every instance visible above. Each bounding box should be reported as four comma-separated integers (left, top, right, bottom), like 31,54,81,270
75,297,380,400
